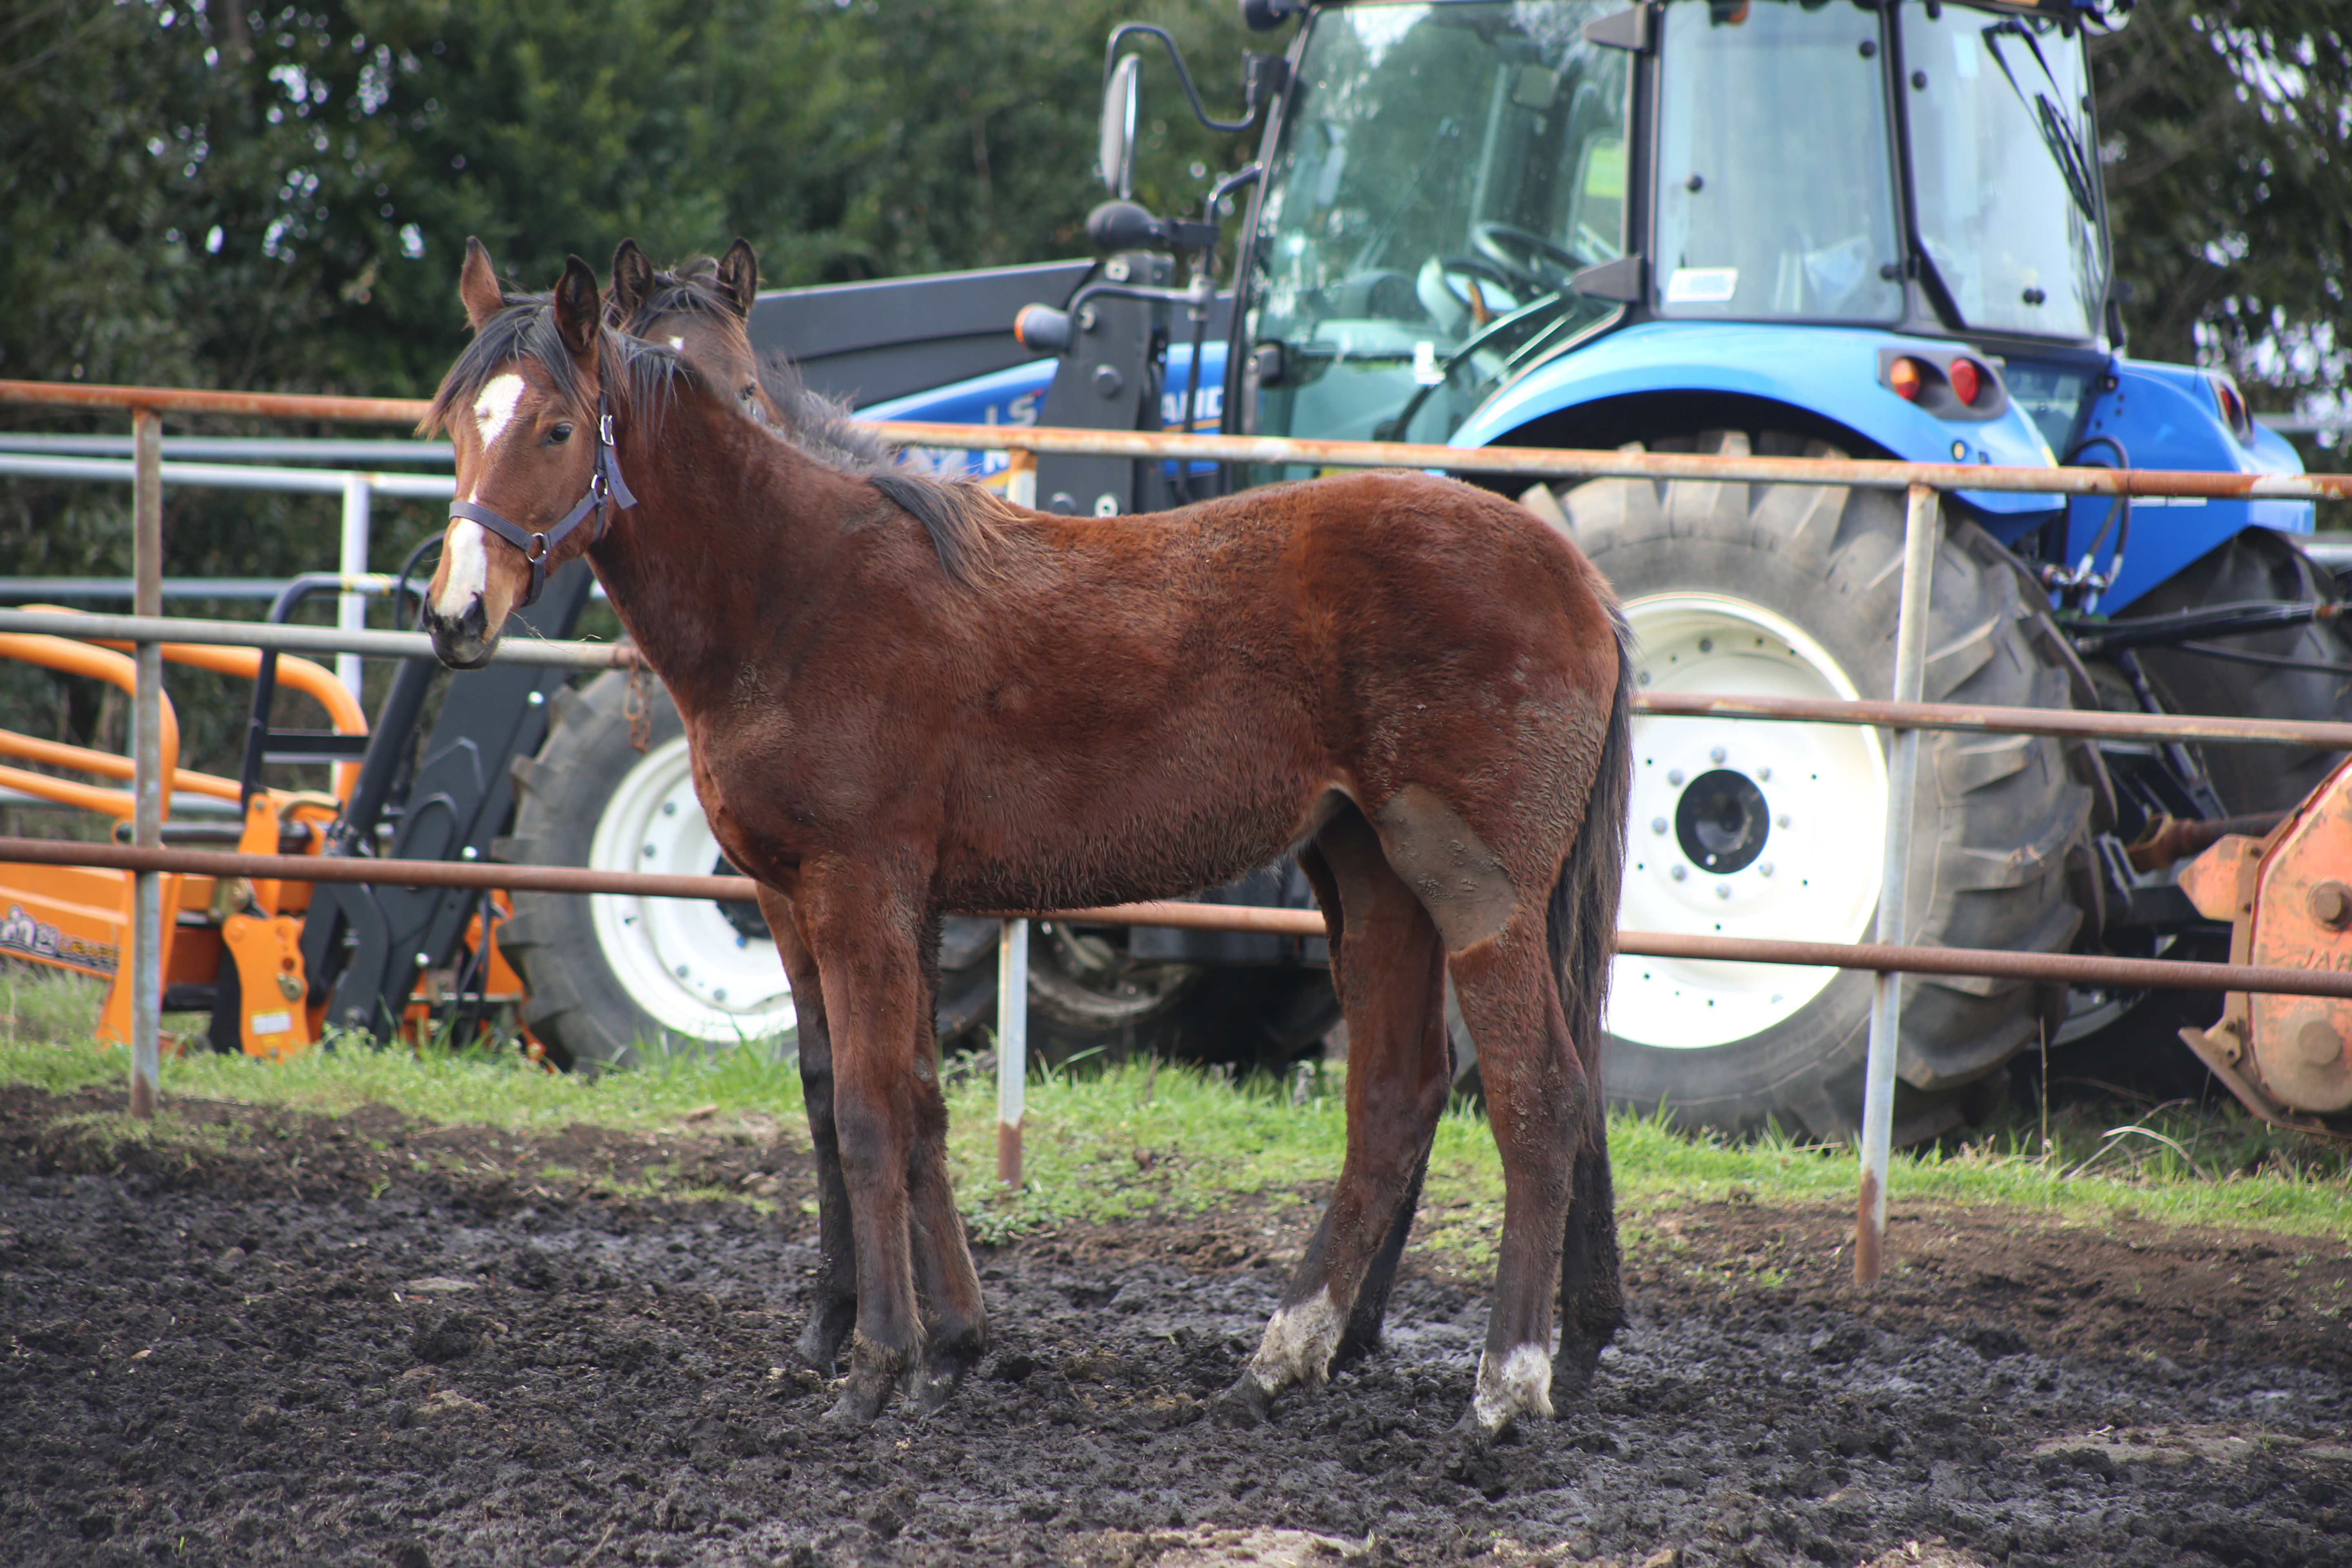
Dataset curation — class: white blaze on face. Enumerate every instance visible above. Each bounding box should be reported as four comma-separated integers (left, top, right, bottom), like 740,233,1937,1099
471,372,527,461
435,373,528,620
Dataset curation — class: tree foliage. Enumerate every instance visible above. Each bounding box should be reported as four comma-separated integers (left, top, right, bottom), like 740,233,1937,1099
2092,2,2352,448
0,0,1253,398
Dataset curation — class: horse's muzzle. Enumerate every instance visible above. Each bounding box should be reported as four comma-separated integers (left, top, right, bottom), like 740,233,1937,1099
422,596,498,670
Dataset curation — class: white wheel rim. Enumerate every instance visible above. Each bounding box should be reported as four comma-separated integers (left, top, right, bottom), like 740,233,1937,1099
585,734,794,1047
1613,593,1887,1048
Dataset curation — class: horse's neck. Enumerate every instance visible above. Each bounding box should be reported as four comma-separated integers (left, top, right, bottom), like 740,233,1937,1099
592,401,853,714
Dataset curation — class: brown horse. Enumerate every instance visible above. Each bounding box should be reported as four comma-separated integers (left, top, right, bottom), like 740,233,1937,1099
422,241,1634,1438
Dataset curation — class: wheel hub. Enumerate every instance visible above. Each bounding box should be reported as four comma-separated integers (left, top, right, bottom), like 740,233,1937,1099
1675,768,1771,874
1614,594,1887,1049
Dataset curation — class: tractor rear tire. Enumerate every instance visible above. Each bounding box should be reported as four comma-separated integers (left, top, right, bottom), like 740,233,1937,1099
2121,528,2352,815
1526,429,2103,1143
496,671,796,1072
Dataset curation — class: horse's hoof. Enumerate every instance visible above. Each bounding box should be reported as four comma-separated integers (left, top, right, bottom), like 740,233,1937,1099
797,1306,855,1373
902,1354,971,1417
1450,1403,1510,1448
821,1369,892,1424
1216,1374,1274,1427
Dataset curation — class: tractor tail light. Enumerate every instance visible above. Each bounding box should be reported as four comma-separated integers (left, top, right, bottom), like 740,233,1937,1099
1949,357,1983,407
1889,357,1924,402
2209,375,2253,441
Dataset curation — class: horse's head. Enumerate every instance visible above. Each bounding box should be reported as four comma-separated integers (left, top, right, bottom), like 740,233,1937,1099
421,239,624,668
607,237,773,425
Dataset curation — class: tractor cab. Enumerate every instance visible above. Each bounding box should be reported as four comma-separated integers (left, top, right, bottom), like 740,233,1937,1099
1236,0,2114,463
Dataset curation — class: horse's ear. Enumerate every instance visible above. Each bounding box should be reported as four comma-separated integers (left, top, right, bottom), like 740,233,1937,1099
552,255,601,364
610,238,654,321
459,238,504,332
717,239,760,321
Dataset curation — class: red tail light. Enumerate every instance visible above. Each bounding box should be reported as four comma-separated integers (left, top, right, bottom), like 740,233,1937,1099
1889,357,1924,402
1949,357,1983,407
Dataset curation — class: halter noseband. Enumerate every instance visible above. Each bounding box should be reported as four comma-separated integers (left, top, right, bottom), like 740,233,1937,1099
446,392,638,608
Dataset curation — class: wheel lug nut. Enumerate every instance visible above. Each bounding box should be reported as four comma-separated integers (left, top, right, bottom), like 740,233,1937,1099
1709,746,1726,764
1651,817,1668,834
1776,813,1791,829
1668,768,1685,786
1715,883,1733,900
1670,865,1688,882
1758,862,1775,878
1756,766,1771,782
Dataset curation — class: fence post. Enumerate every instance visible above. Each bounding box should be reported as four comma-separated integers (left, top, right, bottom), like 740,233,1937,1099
1005,449,1036,510
1855,482,1939,1284
128,408,165,1120
996,918,1029,1187
338,474,372,702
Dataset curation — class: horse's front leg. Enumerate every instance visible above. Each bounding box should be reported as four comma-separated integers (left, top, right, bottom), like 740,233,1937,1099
901,913,987,1412
797,862,946,1422
758,888,859,1371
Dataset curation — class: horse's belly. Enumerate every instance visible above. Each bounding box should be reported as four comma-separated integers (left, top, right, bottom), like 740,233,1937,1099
935,776,1325,915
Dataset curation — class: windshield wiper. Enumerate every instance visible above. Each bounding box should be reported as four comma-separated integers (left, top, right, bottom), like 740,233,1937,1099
1983,21,2101,223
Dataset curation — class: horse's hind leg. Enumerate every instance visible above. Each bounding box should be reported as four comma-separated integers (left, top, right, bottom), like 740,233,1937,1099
759,887,858,1372
1232,806,1448,1417
901,913,987,1413
1449,918,1588,1436
1557,1050,1623,1389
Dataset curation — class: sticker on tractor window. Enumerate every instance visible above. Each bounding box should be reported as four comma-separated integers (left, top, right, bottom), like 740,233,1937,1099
1665,268,1739,305
1,902,119,976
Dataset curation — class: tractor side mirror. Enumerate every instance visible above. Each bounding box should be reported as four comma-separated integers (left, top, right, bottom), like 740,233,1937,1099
1100,54,1142,197
1087,200,1163,252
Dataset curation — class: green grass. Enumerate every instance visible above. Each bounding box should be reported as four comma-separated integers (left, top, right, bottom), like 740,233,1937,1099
6,966,2349,1266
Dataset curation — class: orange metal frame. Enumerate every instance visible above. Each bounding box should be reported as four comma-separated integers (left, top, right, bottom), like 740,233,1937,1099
1,615,361,1057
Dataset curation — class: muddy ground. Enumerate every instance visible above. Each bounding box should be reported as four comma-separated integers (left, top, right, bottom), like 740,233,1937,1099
2,1082,2348,1568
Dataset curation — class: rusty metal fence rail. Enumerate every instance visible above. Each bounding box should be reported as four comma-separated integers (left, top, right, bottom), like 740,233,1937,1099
9,375,2352,1282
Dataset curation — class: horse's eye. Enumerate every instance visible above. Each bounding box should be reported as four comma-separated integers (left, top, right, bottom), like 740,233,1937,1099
548,423,574,445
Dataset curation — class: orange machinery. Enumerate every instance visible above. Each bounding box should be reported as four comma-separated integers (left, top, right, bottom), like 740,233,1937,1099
2177,753,2352,1137
0,623,354,1056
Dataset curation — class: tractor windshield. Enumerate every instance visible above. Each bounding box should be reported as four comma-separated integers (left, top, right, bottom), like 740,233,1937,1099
1653,0,1904,323
1242,2,1631,450
1900,4,2107,339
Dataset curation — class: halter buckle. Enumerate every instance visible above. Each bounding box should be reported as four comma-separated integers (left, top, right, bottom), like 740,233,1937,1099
599,411,617,448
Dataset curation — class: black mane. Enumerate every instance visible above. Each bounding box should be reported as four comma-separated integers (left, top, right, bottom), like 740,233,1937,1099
425,289,682,436
620,256,1009,583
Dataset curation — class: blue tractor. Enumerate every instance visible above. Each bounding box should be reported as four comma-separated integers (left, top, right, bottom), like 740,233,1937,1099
511,0,2335,1140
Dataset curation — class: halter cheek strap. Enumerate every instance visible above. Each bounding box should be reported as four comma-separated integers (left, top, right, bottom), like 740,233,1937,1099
446,392,639,608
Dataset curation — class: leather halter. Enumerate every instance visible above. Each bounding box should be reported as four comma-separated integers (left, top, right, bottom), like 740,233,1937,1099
445,393,638,608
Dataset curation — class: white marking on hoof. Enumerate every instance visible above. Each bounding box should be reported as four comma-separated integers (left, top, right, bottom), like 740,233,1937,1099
1246,1286,1344,1396
433,520,492,619
1471,1343,1554,1433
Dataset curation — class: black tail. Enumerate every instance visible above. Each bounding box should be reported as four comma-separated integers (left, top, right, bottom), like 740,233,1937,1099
1549,607,1636,1065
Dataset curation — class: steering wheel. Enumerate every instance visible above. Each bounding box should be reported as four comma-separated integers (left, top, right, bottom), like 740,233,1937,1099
1470,222,1586,291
